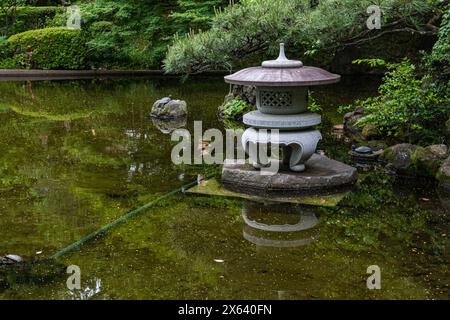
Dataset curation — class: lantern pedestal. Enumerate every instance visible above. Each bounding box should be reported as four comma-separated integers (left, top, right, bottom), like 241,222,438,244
222,154,358,197
242,128,322,172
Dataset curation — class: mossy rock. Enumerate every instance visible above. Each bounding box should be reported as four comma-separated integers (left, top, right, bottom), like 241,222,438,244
8,27,88,70
436,156,450,186
365,140,388,151
411,145,449,177
151,98,187,119
381,143,417,171
362,125,380,140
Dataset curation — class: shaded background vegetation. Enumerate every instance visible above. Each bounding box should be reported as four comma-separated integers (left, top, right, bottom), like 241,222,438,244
1,0,232,69
0,0,449,144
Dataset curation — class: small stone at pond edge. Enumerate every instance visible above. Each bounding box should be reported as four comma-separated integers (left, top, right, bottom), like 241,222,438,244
355,146,373,154
214,259,225,263
6,254,23,263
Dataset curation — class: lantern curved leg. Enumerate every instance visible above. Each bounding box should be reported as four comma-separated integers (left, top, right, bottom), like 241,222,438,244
288,144,307,172
245,142,271,169
243,128,322,173
285,131,321,172
242,128,269,170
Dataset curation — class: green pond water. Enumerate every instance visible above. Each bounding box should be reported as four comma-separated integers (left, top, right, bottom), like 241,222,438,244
0,77,448,300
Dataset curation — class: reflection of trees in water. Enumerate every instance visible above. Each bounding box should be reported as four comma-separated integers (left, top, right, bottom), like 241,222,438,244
242,201,319,248
0,78,226,120
151,117,187,134
1,81,141,121
0,80,198,254
0,78,227,277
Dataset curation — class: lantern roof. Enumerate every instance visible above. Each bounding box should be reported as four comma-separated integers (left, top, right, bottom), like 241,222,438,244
224,43,341,87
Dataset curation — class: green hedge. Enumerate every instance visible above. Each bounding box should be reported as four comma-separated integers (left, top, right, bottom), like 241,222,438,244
8,27,88,70
0,6,64,36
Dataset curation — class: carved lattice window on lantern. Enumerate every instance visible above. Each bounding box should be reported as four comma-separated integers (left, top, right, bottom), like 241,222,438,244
260,90,293,108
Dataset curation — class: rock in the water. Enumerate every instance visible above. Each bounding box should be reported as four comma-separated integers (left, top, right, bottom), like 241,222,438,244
381,143,418,171
6,255,22,263
156,96,172,107
436,156,450,187
362,125,380,140
151,98,187,119
1,255,23,265
411,144,449,177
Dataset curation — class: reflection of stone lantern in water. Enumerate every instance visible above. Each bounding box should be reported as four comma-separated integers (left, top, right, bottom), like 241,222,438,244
223,44,357,195
242,201,319,248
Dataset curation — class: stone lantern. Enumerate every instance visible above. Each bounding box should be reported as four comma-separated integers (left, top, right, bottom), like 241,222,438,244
222,44,357,195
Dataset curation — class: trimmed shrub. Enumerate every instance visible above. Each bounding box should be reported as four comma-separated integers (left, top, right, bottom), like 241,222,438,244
0,6,64,36
8,27,88,69
0,36,8,58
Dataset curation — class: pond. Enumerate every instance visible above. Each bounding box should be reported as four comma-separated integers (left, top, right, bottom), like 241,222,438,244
0,76,448,300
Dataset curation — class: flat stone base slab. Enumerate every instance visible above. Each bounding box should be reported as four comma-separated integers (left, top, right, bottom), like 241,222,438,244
186,178,349,207
222,154,357,196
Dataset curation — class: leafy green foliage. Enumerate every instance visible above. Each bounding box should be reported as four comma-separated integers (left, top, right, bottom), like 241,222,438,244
0,0,26,35
308,91,322,113
44,0,230,69
220,97,253,120
353,59,448,143
353,58,386,68
425,4,450,84
0,35,8,57
337,104,353,114
76,0,176,68
8,27,87,69
339,7,449,144
165,0,300,73
169,0,230,32
164,0,439,74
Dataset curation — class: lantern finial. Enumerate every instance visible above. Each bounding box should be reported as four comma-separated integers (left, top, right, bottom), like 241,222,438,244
261,43,303,68
278,43,287,61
